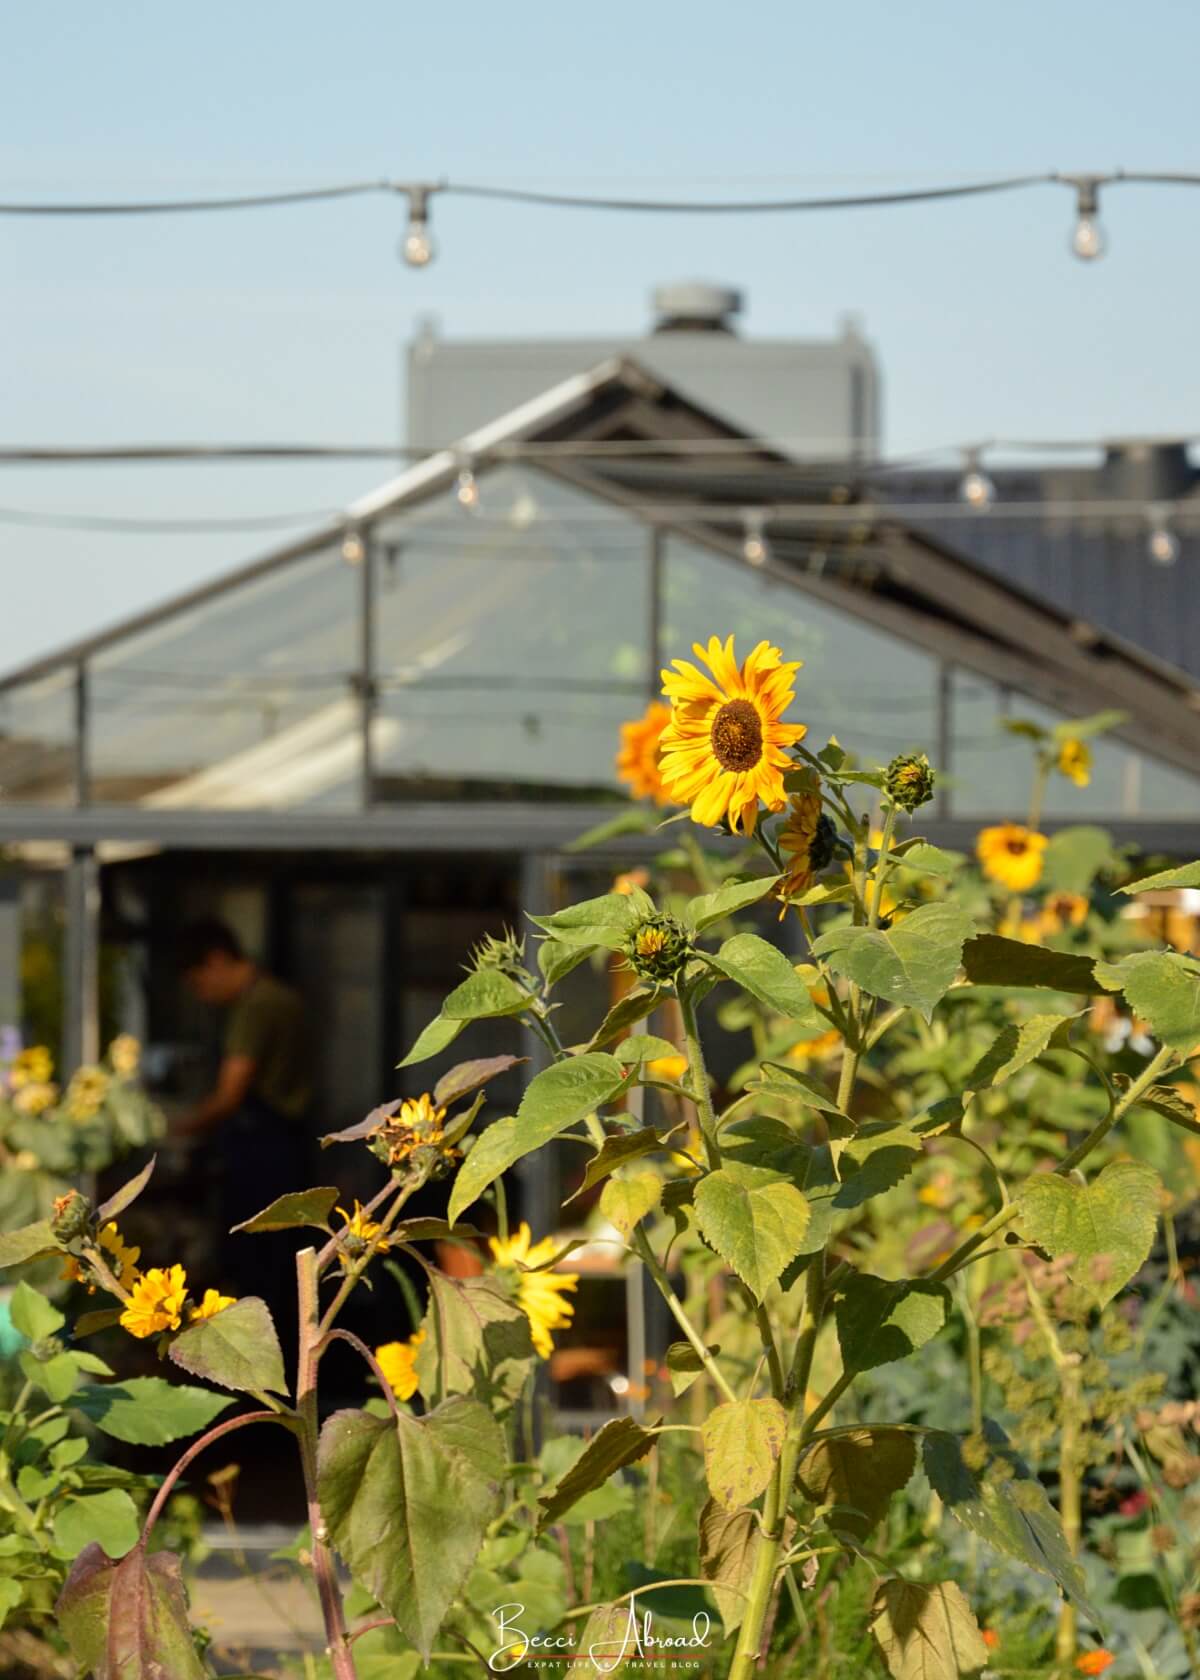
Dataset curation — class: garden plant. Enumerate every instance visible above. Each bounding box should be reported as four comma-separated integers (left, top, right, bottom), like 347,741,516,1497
2,632,1199,1678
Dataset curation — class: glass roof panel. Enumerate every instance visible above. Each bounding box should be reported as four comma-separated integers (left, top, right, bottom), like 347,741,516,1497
0,668,76,804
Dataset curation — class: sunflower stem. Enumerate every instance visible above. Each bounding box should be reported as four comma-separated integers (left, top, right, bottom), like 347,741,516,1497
678,983,721,1168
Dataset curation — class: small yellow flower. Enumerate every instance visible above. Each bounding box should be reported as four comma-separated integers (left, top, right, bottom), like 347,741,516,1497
646,1054,688,1083
64,1066,110,1123
379,1094,450,1167
9,1047,53,1089
1057,737,1092,788
635,927,667,959
334,1199,391,1256
612,867,650,897
1040,891,1089,935
108,1034,141,1077
660,635,806,835
190,1288,237,1323
13,1081,58,1115
976,824,1048,892
489,1223,578,1360
120,1265,188,1339
375,1328,426,1401
616,702,672,804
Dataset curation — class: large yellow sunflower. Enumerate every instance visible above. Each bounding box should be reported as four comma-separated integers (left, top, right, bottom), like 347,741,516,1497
616,701,672,803
977,824,1048,892
660,636,805,834
489,1223,578,1360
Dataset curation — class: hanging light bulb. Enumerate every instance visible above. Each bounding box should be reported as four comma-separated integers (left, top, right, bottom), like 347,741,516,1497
340,527,365,565
1146,504,1180,566
400,186,436,268
957,449,996,510
741,509,769,567
1069,179,1106,262
454,457,480,512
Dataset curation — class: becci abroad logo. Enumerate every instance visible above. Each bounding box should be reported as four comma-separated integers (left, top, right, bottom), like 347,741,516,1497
489,1601,714,1673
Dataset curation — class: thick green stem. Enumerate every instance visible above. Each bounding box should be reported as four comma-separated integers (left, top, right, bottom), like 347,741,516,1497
679,984,722,1168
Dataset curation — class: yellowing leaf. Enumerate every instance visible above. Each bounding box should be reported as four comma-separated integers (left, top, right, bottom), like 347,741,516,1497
701,1398,786,1510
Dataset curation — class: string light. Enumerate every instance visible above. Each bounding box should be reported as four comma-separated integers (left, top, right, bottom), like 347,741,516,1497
1068,177,1106,262
340,527,366,565
1146,504,1180,566
400,186,435,268
454,456,480,512
741,509,769,566
957,449,996,510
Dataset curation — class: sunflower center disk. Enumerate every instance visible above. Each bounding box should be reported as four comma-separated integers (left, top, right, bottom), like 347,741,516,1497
710,698,764,772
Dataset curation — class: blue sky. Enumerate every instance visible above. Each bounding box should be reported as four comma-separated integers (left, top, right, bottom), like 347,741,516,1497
2,0,1199,669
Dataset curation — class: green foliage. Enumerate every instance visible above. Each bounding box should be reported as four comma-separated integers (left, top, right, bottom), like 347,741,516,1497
414,1271,534,1411
797,1428,917,1541
1094,949,1200,1048
701,1398,786,1509
700,931,821,1022
168,1295,287,1395
1015,1159,1161,1307
73,1378,232,1447
57,1544,208,1679
693,1163,811,1300
834,1274,950,1373
869,1578,989,1680
537,1417,658,1529
814,903,973,1020
231,1185,340,1233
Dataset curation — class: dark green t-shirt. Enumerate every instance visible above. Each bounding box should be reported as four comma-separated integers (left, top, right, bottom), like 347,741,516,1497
223,973,312,1122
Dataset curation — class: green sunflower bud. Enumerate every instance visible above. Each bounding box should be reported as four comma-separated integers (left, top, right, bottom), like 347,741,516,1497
626,913,692,983
885,751,936,812
51,1189,93,1244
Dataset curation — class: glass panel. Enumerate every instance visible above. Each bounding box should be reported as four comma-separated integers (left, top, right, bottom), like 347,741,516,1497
87,545,359,808
664,535,939,763
0,669,77,804
370,467,651,798
948,672,1200,819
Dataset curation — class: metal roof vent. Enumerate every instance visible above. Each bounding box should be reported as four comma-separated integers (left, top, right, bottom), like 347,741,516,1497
1099,440,1195,502
651,282,742,334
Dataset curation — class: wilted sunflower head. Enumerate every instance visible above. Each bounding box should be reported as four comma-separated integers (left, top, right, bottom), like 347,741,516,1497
659,636,806,835
777,792,837,904
976,824,1048,892
626,913,691,983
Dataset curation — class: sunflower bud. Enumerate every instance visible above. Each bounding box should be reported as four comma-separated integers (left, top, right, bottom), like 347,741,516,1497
51,1189,93,1244
626,913,691,984
885,752,936,812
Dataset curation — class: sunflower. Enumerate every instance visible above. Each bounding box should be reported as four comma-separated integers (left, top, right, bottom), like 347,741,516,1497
976,824,1048,892
64,1066,110,1123
1040,891,1089,935
1057,737,1092,787
375,1327,426,1401
120,1265,188,1339
334,1200,391,1258
61,1220,142,1291
489,1223,578,1360
616,702,672,803
190,1288,237,1323
9,1046,53,1089
379,1093,450,1167
660,636,806,834
108,1034,141,1078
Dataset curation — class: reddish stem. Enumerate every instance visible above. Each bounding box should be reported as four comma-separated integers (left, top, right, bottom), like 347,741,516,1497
348,1616,397,1647
322,1327,404,1425
140,1410,290,1546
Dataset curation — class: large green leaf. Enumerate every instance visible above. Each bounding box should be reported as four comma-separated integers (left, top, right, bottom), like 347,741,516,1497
961,934,1102,993
73,1378,232,1446
701,933,820,1024
537,1417,658,1529
599,1171,662,1238
318,1398,505,1660
0,1221,61,1269
441,970,530,1022
835,1125,924,1209
57,1544,208,1680
698,1499,761,1635
10,1280,65,1341
168,1296,287,1396
397,1013,465,1069
870,1579,989,1680
414,1272,534,1412
814,904,973,1021
1094,950,1200,1049
231,1187,339,1234
966,1013,1076,1089
433,1055,524,1108
518,1053,633,1129
693,1163,810,1301
834,1274,950,1373
96,1155,157,1223
53,1491,142,1561
797,1428,916,1541
752,1062,849,1119
1120,859,1200,893
684,874,780,933
1015,1160,1160,1307
701,1398,786,1510
922,1425,1095,1618
529,892,640,951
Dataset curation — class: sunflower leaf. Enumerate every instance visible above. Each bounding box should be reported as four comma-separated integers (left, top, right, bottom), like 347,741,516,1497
814,903,973,1021
700,933,820,1024
684,874,781,933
